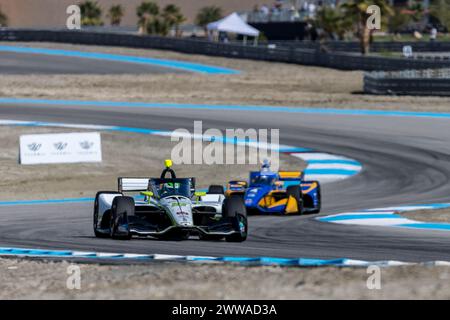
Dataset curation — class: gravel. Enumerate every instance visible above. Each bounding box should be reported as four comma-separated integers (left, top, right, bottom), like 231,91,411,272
1,257,450,299
401,208,450,223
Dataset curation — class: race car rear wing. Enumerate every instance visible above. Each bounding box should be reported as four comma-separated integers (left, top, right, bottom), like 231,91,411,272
278,171,304,181
227,180,248,191
118,178,150,193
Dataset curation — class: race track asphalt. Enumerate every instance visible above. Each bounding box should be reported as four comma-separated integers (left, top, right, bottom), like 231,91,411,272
2,46,450,262
1,103,450,262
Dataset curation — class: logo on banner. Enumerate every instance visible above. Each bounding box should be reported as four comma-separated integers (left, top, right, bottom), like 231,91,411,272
27,143,42,152
80,141,94,150
54,142,68,152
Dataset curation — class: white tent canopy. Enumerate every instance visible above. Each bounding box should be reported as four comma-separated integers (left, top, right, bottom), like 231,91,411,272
207,12,260,37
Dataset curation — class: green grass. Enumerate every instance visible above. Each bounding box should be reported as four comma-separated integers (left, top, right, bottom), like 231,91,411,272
369,51,403,57
373,33,450,42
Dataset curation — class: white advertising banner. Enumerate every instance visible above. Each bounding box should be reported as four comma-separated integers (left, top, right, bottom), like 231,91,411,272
20,132,102,165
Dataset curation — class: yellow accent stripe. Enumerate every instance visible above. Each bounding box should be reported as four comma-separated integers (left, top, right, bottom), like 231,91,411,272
301,182,318,194
267,198,288,208
285,195,299,214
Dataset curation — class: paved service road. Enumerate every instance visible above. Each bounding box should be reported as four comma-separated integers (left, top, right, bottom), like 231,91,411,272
0,51,185,74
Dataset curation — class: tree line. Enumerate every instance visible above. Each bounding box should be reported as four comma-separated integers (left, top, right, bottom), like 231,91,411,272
1,0,450,55
315,0,450,53
79,0,223,36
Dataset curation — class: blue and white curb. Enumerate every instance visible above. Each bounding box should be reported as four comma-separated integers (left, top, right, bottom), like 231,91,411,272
0,45,239,75
0,197,95,206
1,246,449,267
318,203,450,231
290,152,362,183
0,119,362,185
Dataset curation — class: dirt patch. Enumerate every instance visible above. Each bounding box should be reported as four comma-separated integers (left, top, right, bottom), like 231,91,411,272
0,126,304,201
400,208,450,223
1,42,450,112
1,257,450,299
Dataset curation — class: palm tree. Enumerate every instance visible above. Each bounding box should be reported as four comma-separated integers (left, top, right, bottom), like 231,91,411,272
409,2,424,23
108,4,125,26
195,6,223,33
430,0,450,32
340,0,393,54
0,6,8,27
388,8,412,34
79,0,103,26
315,6,352,40
137,1,160,34
162,4,186,37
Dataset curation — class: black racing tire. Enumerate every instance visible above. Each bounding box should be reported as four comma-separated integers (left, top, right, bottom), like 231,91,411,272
110,196,134,240
223,195,248,242
222,195,246,218
207,185,225,195
286,185,303,215
231,192,245,202
93,191,120,238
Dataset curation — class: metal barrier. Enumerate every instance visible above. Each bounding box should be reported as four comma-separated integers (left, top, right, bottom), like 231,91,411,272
267,40,450,53
0,29,449,72
364,68,450,96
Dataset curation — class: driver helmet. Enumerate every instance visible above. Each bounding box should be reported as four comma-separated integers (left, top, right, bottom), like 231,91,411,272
160,182,174,195
261,159,271,170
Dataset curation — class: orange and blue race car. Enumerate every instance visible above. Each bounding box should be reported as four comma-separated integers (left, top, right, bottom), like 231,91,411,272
225,161,321,215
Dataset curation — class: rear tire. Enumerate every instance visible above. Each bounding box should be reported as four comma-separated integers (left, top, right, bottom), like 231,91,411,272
94,191,119,238
208,185,225,195
110,196,134,240
286,185,303,215
223,195,248,242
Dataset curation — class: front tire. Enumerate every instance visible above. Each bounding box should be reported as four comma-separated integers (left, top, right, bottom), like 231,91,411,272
110,196,134,240
223,195,248,242
94,191,119,238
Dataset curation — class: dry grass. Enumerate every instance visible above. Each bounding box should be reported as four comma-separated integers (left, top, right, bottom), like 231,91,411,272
400,208,450,223
1,258,450,299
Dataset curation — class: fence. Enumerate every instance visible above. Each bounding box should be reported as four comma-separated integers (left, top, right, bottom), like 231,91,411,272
1,29,449,72
267,40,450,53
364,69,450,96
